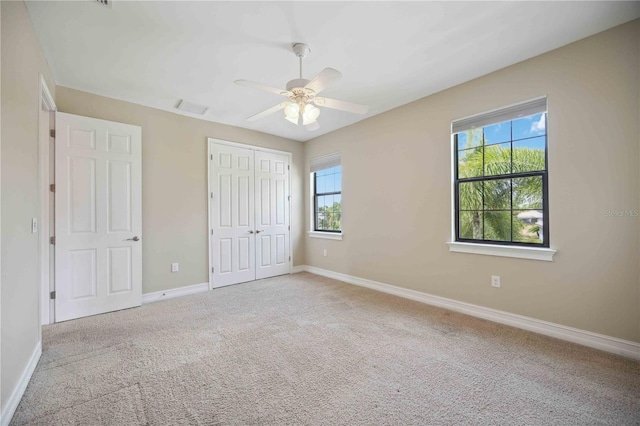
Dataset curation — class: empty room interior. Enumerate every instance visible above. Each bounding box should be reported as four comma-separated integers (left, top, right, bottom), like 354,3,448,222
2,1,640,424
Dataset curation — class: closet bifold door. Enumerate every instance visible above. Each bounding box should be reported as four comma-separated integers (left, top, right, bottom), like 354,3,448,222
210,144,256,287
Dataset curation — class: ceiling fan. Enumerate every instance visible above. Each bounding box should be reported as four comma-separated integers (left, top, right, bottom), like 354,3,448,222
235,43,369,131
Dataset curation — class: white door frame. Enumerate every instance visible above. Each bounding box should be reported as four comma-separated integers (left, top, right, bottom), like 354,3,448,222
39,74,56,326
207,138,292,290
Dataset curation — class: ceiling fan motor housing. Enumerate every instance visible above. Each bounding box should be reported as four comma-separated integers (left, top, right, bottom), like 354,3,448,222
292,43,310,58
286,79,310,92
286,79,317,108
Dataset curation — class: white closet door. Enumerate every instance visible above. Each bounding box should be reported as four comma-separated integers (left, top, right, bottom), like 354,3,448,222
255,150,290,280
209,141,290,287
210,143,256,287
55,112,142,322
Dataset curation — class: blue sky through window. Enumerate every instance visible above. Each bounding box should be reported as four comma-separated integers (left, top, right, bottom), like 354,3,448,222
484,122,511,144
316,194,342,209
315,166,341,194
513,113,545,140
456,113,546,152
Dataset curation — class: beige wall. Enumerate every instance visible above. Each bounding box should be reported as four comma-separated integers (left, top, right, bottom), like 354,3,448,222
56,87,304,295
304,20,640,343
1,0,56,412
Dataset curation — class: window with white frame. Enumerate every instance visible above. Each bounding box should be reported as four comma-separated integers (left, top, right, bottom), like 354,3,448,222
311,153,342,233
452,97,549,247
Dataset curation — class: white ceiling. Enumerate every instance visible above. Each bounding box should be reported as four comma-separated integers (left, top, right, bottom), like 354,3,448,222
26,1,639,142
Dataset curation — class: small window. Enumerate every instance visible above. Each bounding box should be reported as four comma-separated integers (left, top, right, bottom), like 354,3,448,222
314,165,342,232
453,98,549,247
310,153,342,233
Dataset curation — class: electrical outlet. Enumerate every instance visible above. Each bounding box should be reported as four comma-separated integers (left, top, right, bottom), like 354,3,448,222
323,249,327,257
491,275,501,288
171,263,179,273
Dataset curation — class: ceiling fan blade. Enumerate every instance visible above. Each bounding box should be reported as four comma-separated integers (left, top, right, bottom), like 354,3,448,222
235,80,288,96
314,97,369,115
246,103,286,122
304,68,342,94
307,122,320,132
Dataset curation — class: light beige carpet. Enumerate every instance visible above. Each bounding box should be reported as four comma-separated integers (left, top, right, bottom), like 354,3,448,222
11,272,640,425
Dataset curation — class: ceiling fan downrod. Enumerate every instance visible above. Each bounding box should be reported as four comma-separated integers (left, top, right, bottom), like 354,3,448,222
286,43,313,93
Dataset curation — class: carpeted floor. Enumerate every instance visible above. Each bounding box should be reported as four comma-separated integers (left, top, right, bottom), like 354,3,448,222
11,272,640,425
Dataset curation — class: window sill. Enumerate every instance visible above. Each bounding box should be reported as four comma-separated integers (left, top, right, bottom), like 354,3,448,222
447,242,556,262
308,231,343,241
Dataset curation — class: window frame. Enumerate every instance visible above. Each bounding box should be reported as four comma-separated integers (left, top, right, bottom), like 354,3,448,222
453,113,550,248
313,165,342,233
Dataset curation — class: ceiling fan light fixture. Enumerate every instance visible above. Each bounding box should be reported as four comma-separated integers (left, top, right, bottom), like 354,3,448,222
302,103,320,125
284,102,300,124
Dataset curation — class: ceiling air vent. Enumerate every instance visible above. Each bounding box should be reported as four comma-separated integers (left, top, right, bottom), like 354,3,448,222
177,100,210,115
94,0,112,8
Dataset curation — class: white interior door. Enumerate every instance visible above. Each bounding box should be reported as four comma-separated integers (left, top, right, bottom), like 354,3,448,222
210,143,255,287
209,141,290,287
55,112,142,322
255,150,290,280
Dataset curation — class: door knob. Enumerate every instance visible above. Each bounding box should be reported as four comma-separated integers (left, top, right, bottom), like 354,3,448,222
126,236,140,241
255,230,263,234
248,230,254,234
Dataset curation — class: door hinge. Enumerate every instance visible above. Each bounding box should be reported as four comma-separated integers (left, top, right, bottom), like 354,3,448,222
211,192,213,199
49,129,56,138
287,195,291,201
50,236,56,245
211,267,214,273
287,165,290,170
288,225,290,231
289,256,291,261
210,154,213,160
49,184,55,193
50,291,56,300
211,229,213,235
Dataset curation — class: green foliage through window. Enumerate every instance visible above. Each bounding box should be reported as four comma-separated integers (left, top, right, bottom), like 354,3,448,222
455,113,548,246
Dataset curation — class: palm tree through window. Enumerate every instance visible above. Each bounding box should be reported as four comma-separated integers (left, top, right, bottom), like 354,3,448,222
454,105,549,247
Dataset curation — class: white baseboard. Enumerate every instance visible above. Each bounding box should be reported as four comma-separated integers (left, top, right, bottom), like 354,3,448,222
142,268,309,303
299,265,640,360
291,265,306,274
142,282,209,304
1,341,42,426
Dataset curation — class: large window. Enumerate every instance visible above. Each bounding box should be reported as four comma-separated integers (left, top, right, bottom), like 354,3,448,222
453,98,548,247
311,153,342,233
